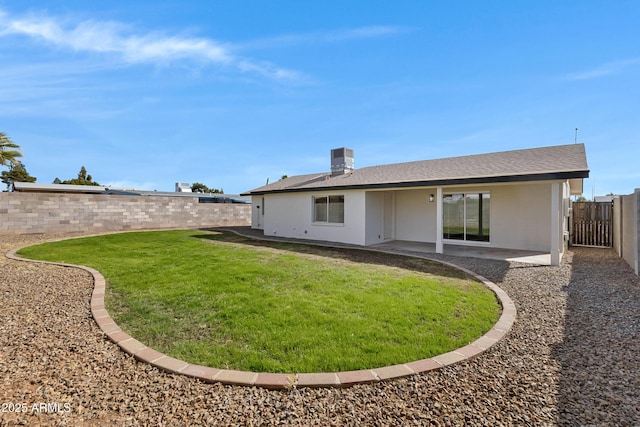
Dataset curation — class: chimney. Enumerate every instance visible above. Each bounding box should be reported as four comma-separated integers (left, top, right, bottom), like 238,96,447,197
331,148,354,176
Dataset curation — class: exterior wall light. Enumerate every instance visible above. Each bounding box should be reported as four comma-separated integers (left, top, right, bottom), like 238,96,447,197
429,194,435,203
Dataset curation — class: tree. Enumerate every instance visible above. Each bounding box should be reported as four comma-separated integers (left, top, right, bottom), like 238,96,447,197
191,182,223,193
59,166,100,186
0,132,23,168
191,182,208,193
1,161,36,191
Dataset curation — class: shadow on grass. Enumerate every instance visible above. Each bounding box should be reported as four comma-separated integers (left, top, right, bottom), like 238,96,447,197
203,227,556,285
193,229,472,282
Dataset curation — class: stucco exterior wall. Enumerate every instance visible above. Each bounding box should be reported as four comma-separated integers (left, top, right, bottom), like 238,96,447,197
261,190,366,245
261,192,309,239
255,180,569,254
251,196,265,230
394,189,437,243
613,197,622,256
0,192,251,235
489,182,554,252
364,191,385,245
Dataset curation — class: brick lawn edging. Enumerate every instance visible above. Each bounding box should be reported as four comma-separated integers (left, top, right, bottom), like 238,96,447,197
6,232,516,390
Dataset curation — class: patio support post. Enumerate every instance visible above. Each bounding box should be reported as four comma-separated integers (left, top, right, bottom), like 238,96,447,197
436,186,444,254
550,182,561,266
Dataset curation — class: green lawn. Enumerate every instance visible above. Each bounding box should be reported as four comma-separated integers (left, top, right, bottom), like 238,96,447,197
18,230,501,373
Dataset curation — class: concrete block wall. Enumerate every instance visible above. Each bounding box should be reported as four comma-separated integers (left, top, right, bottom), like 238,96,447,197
637,188,640,275
633,189,640,275
616,189,640,275
0,192,251,235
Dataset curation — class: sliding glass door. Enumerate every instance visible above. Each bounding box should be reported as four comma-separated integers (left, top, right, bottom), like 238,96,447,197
443,193,490,242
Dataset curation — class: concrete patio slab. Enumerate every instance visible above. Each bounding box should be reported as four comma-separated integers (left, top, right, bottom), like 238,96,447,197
372,240,552,265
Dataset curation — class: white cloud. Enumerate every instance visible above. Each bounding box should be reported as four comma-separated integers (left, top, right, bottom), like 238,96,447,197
0,9,299,81
332,25,403,39
565,58,640,81
233,25,405,50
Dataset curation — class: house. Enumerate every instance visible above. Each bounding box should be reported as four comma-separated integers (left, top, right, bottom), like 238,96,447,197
594,195,617,203
242,144,589,265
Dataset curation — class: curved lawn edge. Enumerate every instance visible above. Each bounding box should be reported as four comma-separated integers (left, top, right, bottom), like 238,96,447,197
6,232,516,390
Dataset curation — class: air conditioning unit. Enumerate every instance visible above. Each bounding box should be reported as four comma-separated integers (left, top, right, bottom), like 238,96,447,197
331,148,354,176
175,182,192,192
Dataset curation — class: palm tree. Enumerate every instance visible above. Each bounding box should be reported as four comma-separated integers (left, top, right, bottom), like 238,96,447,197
0,132,23,168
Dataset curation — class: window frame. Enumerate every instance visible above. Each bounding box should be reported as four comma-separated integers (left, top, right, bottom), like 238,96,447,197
312,195,345,224
443,192,490,243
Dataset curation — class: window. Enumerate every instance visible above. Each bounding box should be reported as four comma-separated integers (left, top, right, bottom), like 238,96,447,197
313,195,344,224
314,196,328,222
443,193,490,242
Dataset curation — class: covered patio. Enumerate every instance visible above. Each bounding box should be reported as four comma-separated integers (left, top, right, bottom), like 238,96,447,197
220,227,552,265
372,240,552,265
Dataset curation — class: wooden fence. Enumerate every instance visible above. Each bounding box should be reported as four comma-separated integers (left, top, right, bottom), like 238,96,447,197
571,202,613,247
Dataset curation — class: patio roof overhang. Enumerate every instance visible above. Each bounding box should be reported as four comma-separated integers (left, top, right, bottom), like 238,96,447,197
245,170,590,196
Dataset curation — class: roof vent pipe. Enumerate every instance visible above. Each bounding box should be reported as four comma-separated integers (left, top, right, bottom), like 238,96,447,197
331,148,354,176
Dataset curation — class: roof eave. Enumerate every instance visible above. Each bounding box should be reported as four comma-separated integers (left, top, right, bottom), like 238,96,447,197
245,170,590,195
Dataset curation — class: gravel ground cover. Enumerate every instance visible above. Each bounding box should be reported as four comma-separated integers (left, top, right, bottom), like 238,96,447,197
1,230,639,426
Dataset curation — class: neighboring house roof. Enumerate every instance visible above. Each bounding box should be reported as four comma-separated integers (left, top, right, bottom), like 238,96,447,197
243,143,589,195
114,189,250,203
13,182,111,194
12,182,250,203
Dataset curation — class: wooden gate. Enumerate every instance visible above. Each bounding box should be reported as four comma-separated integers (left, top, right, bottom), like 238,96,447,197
571,202,613,247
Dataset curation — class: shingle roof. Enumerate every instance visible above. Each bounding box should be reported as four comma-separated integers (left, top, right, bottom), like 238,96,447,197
243,143,589,195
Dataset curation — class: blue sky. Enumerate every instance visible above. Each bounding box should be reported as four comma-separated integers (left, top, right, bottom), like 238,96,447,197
1,1,638,196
